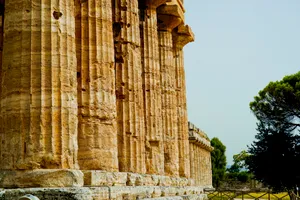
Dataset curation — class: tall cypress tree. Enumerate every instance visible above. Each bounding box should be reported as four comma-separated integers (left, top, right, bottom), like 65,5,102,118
211,137,227,188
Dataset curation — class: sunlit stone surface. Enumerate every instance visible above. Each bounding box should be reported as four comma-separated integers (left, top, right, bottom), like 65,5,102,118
0,0,214,199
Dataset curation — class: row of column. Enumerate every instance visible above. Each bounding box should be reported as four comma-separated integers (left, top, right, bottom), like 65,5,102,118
189,143,213,186
0,0,195,179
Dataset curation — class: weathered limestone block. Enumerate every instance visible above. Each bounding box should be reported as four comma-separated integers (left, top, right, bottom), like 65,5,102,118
0,186,205,200
0,170,83,188
176,187,185,196
82,171,192,188
151,175,161,186
143,174,156,186
153,187,163,198
130,173,158,186
157,3,183,177
158,176,172,186
83,171,127,186
188,179,196,187
126,173,142,186
173,24,194,178
109,186,204,200
0,187,110,200
75,0,118,171
184,186,203,195
176,177,189,187
0,0,78,170
127,173,183,187
139,0,167,176
109,186,155,199
113,0,146,174
161,187,177,197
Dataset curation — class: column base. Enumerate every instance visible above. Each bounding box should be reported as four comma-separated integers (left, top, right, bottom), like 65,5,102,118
0,169,83,188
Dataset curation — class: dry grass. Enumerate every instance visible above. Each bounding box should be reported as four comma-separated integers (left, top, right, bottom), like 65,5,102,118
236,192,289,199
208,192,290,200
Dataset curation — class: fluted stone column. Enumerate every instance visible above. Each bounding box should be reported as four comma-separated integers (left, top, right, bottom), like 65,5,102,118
204,150,207,186
0,0,77,170
157,5,182,176
201,149,205,186
189,122,214,186
75,0,118,171
190,142,205,186
203,149,213,186
140,0,166,175
208,154,213,186
195,145,198,185
198,148,201,185
194,146,198,185
0,0,83,188
113,0,146,173
189,143,195,182
189,142,214,186
199,148,202,185
206,151,210,185
173,24,194,178
198,147,201,185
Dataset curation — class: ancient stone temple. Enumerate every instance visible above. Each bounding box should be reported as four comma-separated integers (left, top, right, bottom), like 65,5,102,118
0,0,214,199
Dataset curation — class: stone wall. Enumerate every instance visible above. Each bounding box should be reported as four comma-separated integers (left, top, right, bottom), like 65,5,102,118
0,0,213,197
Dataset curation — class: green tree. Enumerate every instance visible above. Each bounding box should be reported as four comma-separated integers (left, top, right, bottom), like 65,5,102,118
247,123,300,197
248,71,300,198
227,150,252,183
228,150,249,173
249,71,300,131
211,137,227,188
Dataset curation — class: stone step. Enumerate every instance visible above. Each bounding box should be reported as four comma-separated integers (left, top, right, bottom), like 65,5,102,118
0,186,206,200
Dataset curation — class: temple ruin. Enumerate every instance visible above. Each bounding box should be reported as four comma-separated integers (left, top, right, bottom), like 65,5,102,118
0,0,213,199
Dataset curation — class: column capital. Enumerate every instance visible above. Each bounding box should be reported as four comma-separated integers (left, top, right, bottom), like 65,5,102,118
157,2,184,31
173,24,195,48
145,0,167,9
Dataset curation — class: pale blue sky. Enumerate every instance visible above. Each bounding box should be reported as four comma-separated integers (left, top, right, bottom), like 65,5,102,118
184,1,300,164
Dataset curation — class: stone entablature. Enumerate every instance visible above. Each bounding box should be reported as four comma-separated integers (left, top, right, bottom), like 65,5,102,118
0,0,213,198
188,122,214,152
